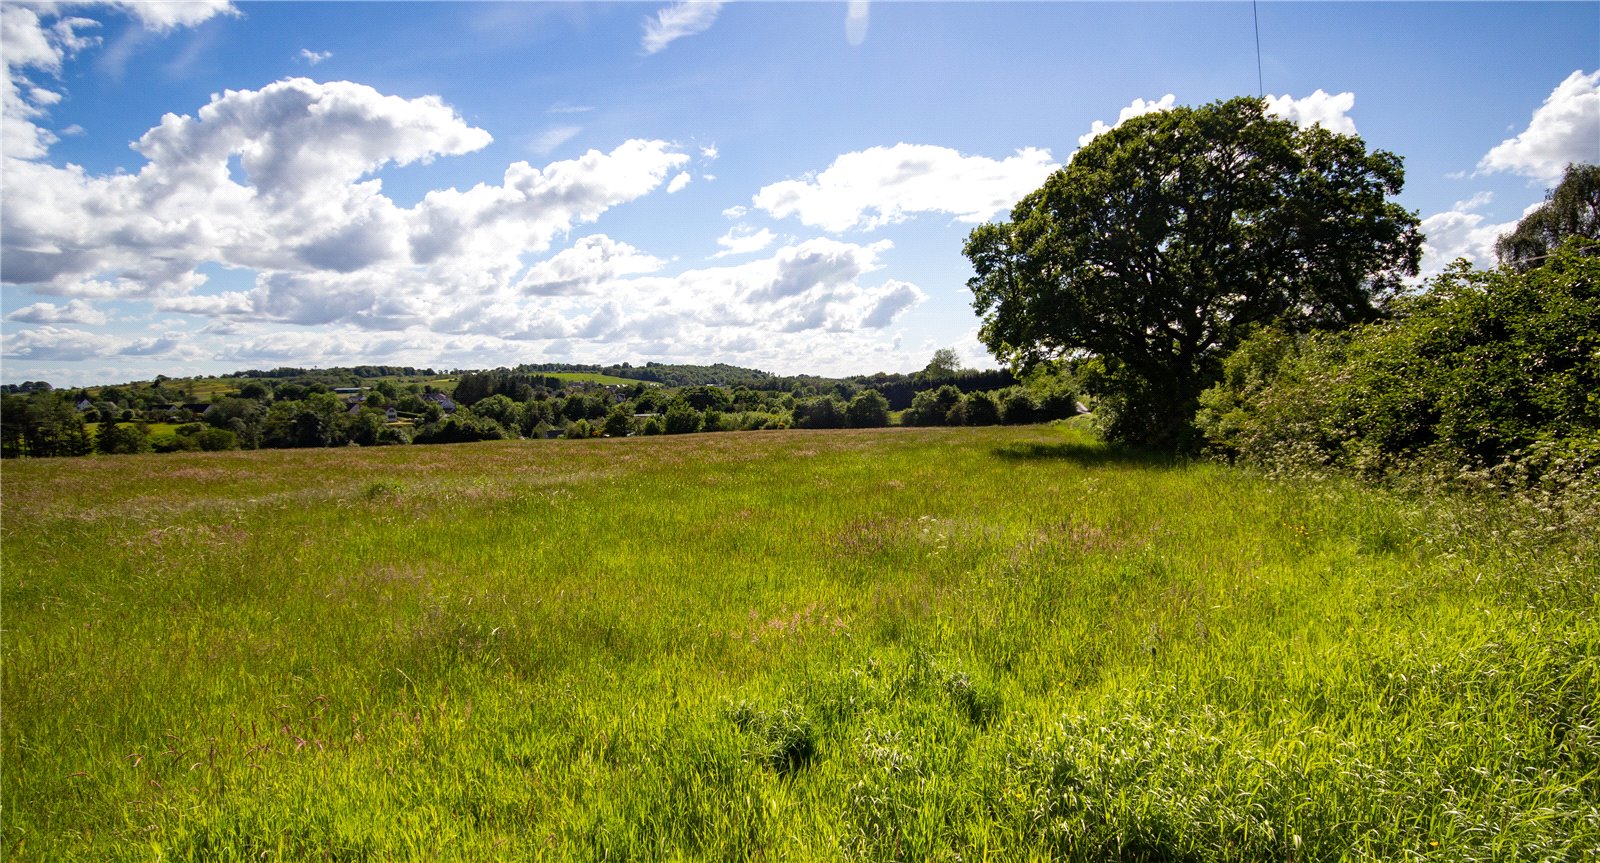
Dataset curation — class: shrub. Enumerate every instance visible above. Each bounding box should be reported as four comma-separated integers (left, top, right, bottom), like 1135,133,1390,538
1194,327,1301,459
663,402,703,435
792,396,847,429
471,394,522,429
998,388,1038,424
1031,384,1081,422
679,385,735,412
193,427,239,451
96,422,153,455
1199,240,1600,486
903,385,961,426
959,390,1001,426
413,413,509,445
846,389,890,428
602,406,633,437
147,431,195,453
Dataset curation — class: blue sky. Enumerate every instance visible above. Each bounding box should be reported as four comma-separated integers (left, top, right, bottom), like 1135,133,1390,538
3,1,1596,386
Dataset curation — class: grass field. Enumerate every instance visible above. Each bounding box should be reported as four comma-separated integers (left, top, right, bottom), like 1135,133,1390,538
2,425,1595,861
83,422,188,436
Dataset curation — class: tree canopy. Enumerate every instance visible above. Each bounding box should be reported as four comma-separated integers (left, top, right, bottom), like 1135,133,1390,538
1495,163,1600,271
921,348,963,379
965,96,1421,448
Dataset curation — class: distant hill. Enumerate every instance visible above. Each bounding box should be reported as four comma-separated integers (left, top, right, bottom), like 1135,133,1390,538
8,359,1015,399
513,362,782,389
221,365,440,379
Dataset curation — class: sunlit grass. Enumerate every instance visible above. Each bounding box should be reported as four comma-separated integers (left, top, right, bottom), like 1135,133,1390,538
3,425,1595,860
81,422,187,438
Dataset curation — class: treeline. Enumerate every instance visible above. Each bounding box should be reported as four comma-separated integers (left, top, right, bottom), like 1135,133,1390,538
848,368,1017,410
499,361,781,388
424,369,1077,442
0,357,1080,458
222,365,438,379
0,381,56,394
442,371,1075,441
497,360,1021,396
0,377,440,457
597,362,780,389
451,369,622,405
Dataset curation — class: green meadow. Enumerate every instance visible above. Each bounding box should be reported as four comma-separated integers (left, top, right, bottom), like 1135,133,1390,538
82,423,187,438
2,425,1595,861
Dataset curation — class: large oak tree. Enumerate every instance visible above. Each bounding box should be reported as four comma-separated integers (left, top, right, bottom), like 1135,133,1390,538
965,97,1421,448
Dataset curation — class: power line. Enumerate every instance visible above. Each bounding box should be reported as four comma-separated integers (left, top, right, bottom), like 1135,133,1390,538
1253,0,1264,98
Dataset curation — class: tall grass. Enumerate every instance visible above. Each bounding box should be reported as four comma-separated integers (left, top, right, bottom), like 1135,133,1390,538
3,425,1595,860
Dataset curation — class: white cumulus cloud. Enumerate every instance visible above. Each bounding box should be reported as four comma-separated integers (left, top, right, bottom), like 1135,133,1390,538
3,77,511,296
299,48,332,65
104,1,238,32
357,235,930,371
4,75,689,330
1478,69,1600,183
1,325,194,362
5,299,108,325
208,327,422,366
711,226,776,259
515,235,666,296
753,144,1059,232
406,138,689,274
3,6,101,159
1264,89,1358,134
1,6,74,73
1,3,941,379
133,77,494,200
1417,192,1522,278
2,326,119,361
566,237,924,341
860,279,924,329
2,2,236,162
